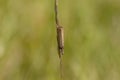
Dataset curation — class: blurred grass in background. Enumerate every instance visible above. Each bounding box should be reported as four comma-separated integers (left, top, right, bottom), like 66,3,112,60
0,0,120,80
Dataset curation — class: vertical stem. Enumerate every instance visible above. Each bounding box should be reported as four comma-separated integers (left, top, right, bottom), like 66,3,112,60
55,0,59,27
54,0,64,80
60,56,63,80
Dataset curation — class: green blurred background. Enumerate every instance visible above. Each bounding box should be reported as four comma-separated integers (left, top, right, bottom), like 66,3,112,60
0,0,120,80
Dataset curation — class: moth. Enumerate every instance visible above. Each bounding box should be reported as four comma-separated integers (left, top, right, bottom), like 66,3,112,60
57,26,64,58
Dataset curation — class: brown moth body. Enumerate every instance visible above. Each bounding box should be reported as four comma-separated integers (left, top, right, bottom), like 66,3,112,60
57,26,64,58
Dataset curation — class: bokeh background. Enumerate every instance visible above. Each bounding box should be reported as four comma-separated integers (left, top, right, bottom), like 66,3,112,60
0,0,120,80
